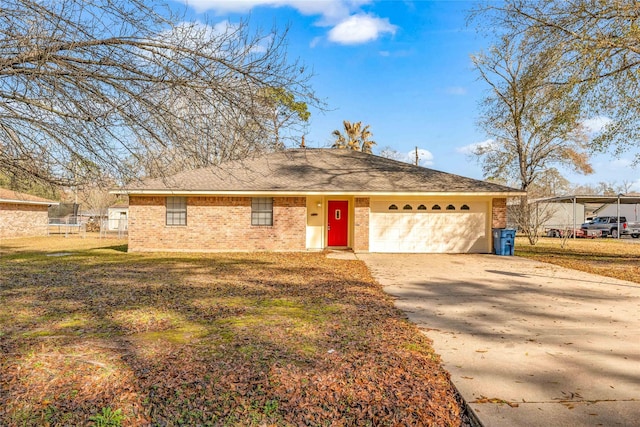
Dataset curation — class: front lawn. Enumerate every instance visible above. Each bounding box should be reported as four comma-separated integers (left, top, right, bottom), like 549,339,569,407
0,236,465,426
516,237,640,284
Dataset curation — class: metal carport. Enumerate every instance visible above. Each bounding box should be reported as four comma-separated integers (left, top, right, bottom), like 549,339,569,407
534,194,640,238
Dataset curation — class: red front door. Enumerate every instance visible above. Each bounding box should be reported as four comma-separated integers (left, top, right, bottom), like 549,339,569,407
328,200,349,246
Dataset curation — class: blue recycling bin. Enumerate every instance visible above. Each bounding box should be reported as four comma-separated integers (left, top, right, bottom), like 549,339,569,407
493,228,516,256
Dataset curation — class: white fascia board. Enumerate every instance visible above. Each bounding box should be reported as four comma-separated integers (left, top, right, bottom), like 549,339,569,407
115,190,526,197
0,199,59,206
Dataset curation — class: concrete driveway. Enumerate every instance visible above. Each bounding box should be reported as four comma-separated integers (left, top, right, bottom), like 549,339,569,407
357,254,640,427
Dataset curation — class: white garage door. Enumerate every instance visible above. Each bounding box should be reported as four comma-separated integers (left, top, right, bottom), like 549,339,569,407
369,201,489,253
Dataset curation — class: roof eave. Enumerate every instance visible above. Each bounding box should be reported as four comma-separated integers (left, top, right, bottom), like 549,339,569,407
113,189,526,197
0,199,59,206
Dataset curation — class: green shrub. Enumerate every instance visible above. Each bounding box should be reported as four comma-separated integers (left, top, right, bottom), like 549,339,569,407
89,407,124,427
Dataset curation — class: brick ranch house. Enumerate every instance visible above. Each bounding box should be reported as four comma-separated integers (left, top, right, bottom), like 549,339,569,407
0,188,59,239
119,149,525,253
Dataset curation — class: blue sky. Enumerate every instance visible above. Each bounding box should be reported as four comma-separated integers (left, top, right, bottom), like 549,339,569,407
177,0,640,192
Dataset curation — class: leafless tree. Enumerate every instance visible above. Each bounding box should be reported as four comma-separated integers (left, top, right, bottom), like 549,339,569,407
77,180,118,220
471,0,640,159
533,168,571,197
378,146,404,162
471,36,593,244
507,199,555,245
618,180,635,194
0,0,319,186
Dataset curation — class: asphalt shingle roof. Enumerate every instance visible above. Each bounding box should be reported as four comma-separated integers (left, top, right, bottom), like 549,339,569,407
127,149,522,194
0,188,59,205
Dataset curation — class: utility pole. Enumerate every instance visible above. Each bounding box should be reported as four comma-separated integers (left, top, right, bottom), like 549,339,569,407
415,146,419,166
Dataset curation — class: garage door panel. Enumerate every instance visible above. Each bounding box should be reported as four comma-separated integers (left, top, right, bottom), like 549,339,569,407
369,203,489,253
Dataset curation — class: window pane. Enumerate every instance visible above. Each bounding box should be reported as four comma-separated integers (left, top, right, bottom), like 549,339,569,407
166,197,186,226
251,197,273,226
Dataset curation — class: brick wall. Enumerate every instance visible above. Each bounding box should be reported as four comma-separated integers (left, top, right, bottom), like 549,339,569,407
128,196,306,252
353,197,370,252
491,198,507,228
0,203,49,238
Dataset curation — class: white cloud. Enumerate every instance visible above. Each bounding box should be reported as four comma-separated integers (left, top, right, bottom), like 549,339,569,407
378,49,413,58
446,86,467,96
381,148,434,167
309,36,323,48
170,20,237,42
184,0,370,23
609,158,633,169
582,116,613,133
183,1,395,46
328,14,397,45
292,1,372,25
146,20,239,59
183,0,250,13
456,139,495,155
412,148,434,167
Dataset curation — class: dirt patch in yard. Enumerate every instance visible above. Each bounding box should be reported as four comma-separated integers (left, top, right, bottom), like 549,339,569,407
0,236,466,426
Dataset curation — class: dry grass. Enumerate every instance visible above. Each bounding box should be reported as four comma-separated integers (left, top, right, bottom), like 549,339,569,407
516,236,640,284
0,235,466,426
0,233,126,254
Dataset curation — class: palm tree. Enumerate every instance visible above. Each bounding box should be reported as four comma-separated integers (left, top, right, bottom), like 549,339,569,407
358,124,375,154
331,129,347,149
331,120,376,153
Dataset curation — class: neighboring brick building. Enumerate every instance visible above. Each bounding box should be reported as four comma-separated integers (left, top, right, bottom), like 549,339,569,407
120,149,524,253
0,189,59,239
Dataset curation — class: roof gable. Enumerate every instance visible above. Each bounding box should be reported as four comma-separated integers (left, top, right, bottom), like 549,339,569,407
125,149,523,195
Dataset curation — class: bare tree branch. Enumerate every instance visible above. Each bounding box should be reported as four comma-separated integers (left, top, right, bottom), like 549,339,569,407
471,0,640,158
0,0,321,186
472,36,593,244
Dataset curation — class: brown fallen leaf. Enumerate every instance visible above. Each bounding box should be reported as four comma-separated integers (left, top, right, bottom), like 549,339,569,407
472,396,519,407
0,247,468,426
